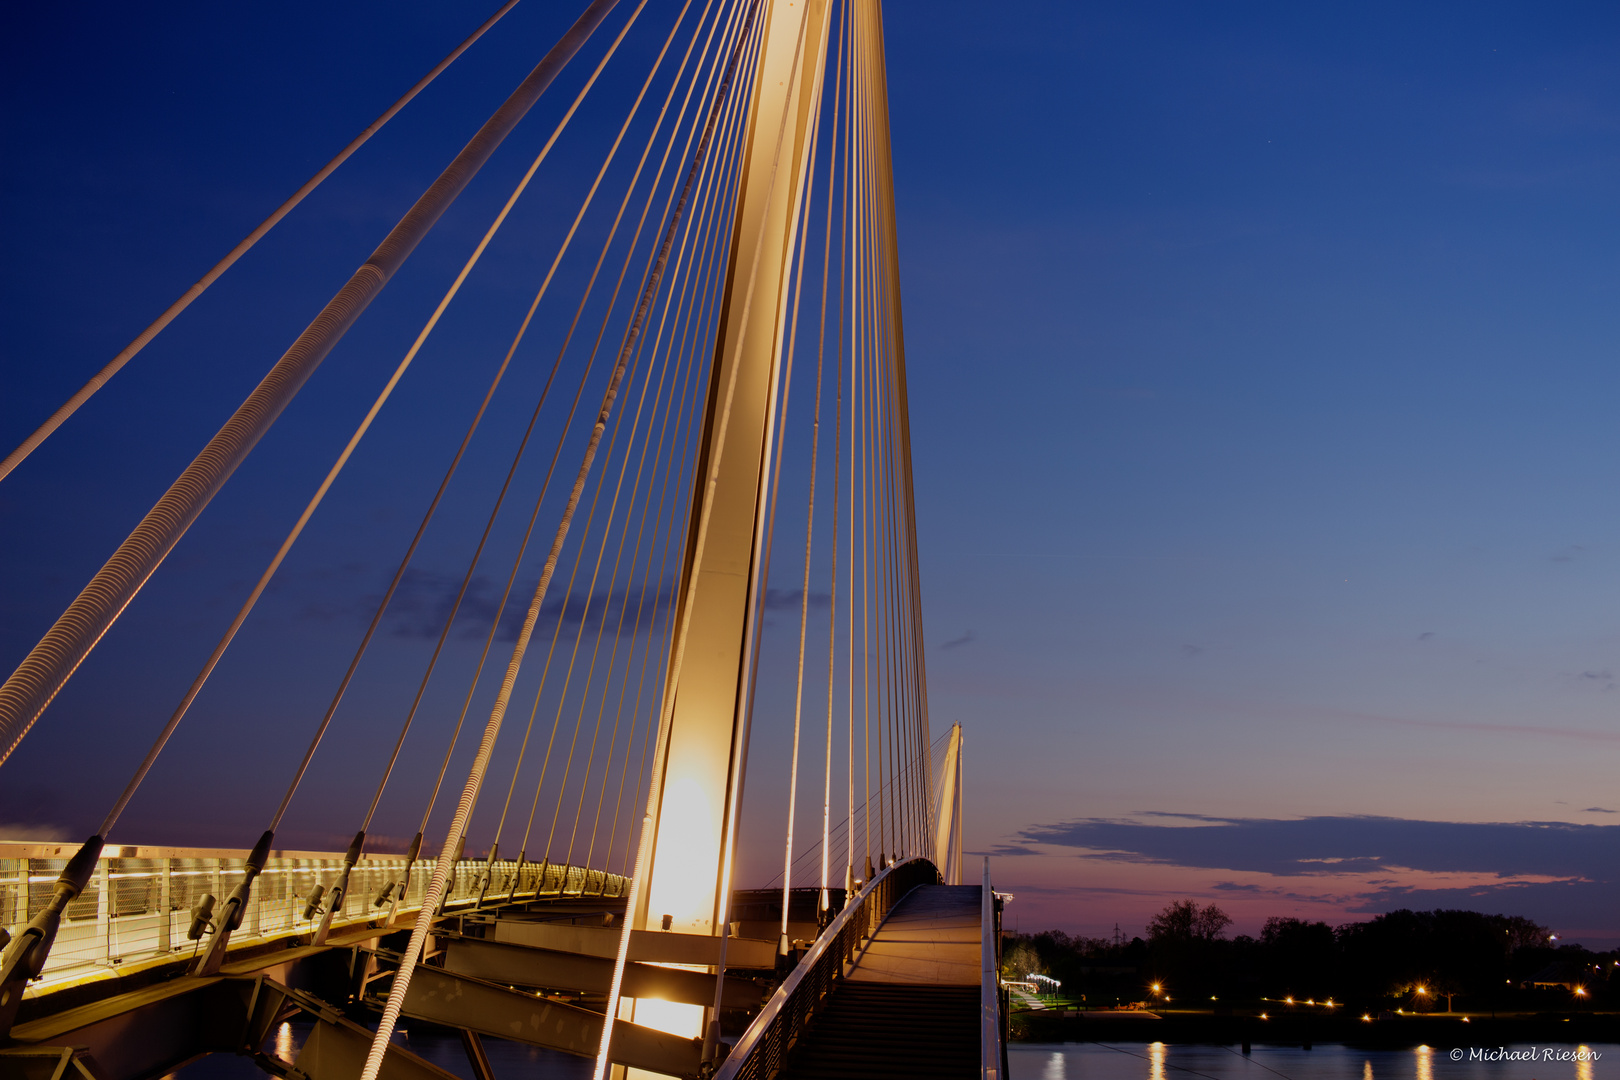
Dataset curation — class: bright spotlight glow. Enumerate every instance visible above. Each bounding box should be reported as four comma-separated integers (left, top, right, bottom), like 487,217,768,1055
633,997,704,1039
644,777,721,935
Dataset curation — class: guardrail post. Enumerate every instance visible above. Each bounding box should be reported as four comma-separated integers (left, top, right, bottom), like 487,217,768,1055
158,858,172,954
250,862,263,938
96,856,112,965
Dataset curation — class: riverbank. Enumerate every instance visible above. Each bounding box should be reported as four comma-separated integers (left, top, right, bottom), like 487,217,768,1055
1013,1008,1620,1048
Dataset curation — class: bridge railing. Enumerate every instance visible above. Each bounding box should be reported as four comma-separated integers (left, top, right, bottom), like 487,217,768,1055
715,857,940,1080
0,841,626,997
981,857,1005,1080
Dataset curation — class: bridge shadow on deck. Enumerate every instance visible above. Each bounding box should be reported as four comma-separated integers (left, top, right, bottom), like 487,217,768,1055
778,884,981,1080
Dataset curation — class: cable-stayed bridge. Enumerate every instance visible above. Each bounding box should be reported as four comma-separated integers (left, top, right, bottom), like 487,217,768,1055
0,1,1001,1077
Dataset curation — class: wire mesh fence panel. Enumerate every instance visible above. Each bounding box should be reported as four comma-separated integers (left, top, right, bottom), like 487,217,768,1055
2,842,627,997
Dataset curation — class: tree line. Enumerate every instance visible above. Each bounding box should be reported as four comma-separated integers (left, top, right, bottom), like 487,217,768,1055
1003,900,1616,1011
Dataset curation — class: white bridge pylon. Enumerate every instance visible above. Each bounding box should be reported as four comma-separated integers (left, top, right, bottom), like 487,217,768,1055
609,0,838,1064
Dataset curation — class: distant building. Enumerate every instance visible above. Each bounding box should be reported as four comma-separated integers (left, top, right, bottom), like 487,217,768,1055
1529,962,1586,991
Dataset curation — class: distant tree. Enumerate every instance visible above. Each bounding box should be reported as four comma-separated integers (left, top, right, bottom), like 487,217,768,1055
1259,917,1338,998
1148,900,1232,943
1002,939,1045,981
1502,915,1549,954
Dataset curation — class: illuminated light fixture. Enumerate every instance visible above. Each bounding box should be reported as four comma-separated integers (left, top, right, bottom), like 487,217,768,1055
1285,996,1294,1005
1361,1014,1373,1022
634,997,703,1040
1462,1017,1471,1023
1260,1013,1269,1020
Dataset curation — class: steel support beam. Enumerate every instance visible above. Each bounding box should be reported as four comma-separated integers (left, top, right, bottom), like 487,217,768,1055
459,1030,497,1080
439,936,764,1008
397,966,702,1078
488,919,775,968
0,1048,108,1080
283,1017,460,1080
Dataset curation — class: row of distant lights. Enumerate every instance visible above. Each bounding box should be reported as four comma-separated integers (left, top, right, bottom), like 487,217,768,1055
1257,995,1335,1021
1154,958,1603,1025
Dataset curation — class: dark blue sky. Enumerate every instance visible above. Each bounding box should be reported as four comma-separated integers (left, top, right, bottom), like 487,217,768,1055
5,0,1620,943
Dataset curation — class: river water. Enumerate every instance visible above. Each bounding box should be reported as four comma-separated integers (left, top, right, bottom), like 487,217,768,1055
1010,1042,1614,1080
173,1025,1614,1079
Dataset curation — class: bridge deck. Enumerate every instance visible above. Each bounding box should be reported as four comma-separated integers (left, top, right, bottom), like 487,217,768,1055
847,883,980,986
778,884,982,1079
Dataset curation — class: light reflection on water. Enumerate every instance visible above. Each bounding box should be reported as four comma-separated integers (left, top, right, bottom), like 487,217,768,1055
1010,1041,1617,1079
172,1021,594,1079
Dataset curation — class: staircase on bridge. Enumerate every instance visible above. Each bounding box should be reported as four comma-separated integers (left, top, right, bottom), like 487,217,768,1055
778,885,983,1079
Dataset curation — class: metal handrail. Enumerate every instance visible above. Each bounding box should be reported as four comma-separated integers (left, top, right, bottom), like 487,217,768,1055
980,857,1002,1079
715,857,940,1080
0,841,627,997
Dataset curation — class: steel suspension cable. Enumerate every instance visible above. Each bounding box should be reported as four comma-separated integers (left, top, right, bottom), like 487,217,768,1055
578,92,738,867
602,0,819,1063
580,264,702,870
415,0,716,843
529,19,737,864
775,32,830,932
0,0,622,771
763,727,953,888
0,0,529,485
817,0,848,902
530,15,748,863
96,0,647,839
605,157,734,870
280,0,654,836
480,0,709,862
512,1,752,863
585,101,739,870
605,13,760,872
366,1,756,1063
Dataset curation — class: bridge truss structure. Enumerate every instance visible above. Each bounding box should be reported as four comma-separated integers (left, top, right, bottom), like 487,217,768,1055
0,0,996,1076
